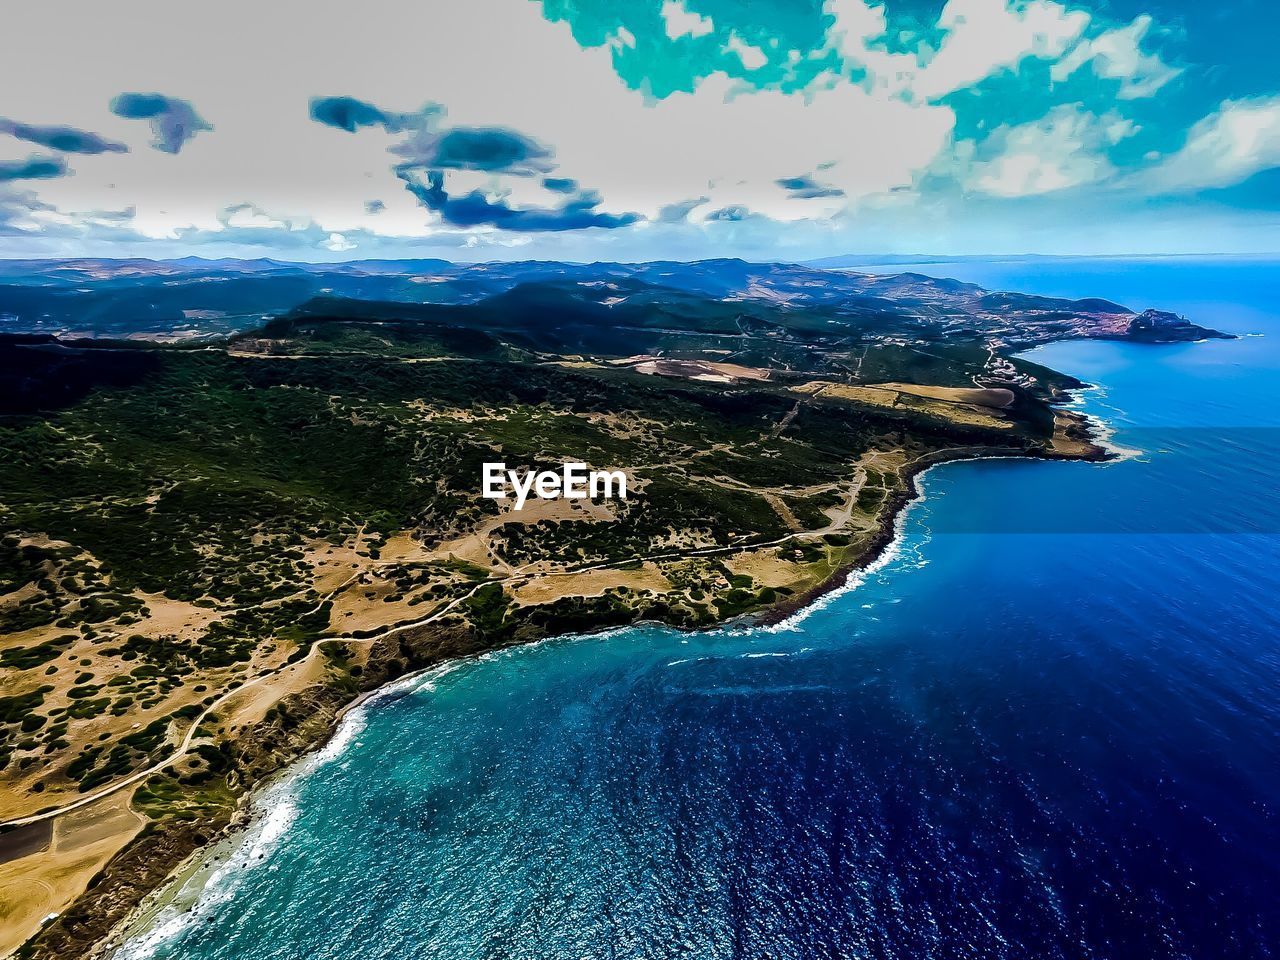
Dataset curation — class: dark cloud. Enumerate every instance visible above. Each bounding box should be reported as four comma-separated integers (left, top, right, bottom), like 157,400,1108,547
312,95,631,233
658,196,709,223
435,128,549,172
310,96,395,132
0,118,127,155
109,93,211,154
365,199,386,214
398,170,640,232
393,127,553,176
776,177,807,190
308,94,440,134
309,94,552,178
776,173,845,199
308,95,440,134
0,155,68,183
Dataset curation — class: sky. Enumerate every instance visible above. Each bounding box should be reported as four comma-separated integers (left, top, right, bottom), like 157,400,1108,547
0,0,1277,262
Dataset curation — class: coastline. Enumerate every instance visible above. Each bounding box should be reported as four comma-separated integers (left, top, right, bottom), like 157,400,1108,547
93,702,379,960
756,432,1111,629
20,404,1112,960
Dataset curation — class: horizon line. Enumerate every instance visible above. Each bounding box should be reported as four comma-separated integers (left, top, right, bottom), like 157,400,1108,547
2,251,1279,267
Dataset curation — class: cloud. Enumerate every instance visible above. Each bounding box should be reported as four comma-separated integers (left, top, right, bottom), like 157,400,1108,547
166,202,406,252
0,155,68,183
397,169,641,231
0,118,127,155
776,174,845,199
308,95,440,134
705,204,751,221
394,127,554,175
657,196,708,222
0,188,140,242
1140,96,1280,193
0,0,953,254
309,92,630,231
312,97,555,182
958,104,1135,197
82,206,136,223
309,95,400,133
823,0,888,60
823,0,1103,105
910,0,1089,101
726,34,767,71
806,0,1069,103
0,0,1246,259
222,201,290,230
1051,15,1180,100
0,186,56,234
661,0,714,40
109,92,211,153
823,0,1173,113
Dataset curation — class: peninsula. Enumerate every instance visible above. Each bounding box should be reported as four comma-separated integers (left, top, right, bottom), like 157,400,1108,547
0,258,1226,959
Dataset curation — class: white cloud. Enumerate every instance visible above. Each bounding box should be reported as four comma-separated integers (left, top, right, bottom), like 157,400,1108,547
661,0,714,41
823,0,889,61
911,0,1088,100
822,0,921,95
726,34,768,71
824,0,1093,103
1051,15,1180,99
223,203,289,230
1141,96,1280,193
610,26,637,51
959,104,1135,197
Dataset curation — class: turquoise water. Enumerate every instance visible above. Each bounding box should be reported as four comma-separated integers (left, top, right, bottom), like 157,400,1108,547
119,258,1280,960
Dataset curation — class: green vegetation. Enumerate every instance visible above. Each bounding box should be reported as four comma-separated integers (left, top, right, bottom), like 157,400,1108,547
0,294,1075,794
0,321,1044,626
0,634,74,670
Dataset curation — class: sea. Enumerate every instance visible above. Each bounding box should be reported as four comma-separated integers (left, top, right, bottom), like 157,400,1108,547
113,257,1280,960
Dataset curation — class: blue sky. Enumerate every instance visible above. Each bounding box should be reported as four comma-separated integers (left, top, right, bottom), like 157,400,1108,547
0,0,1276,261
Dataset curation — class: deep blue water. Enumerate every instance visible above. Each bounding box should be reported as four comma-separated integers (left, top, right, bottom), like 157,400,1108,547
119,258,1280,960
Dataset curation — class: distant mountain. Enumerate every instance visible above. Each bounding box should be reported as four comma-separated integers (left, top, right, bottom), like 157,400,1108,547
0,257,1228,346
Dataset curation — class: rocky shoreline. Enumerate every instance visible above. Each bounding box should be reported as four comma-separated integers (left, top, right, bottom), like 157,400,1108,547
758,428,1110,628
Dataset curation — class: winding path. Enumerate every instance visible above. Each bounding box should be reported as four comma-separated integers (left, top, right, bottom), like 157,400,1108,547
0,579,494,830
1,445,980,831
